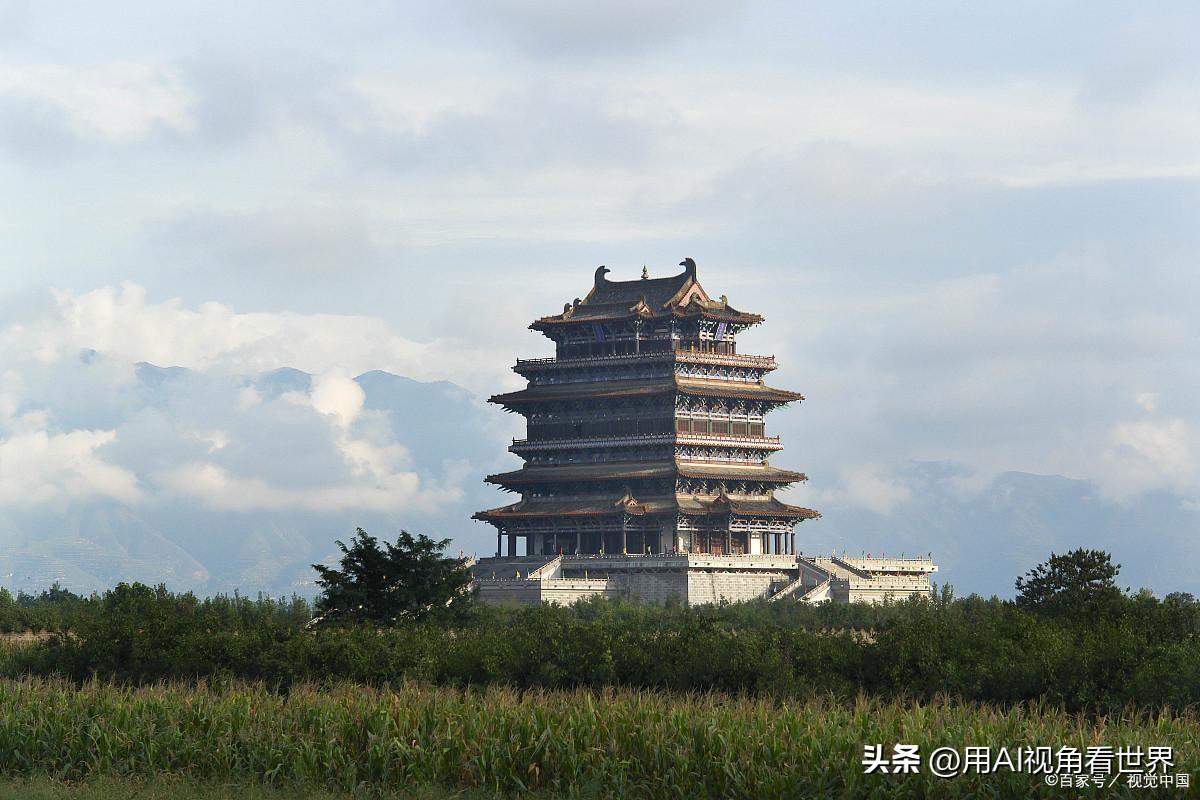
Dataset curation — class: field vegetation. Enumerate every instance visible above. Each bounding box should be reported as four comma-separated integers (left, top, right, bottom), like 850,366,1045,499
2,542,1198,796
2,575,1199,713
0,677,1194,799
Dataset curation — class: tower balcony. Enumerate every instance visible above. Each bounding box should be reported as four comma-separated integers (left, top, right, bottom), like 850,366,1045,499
674,351,776,370
510,431,783,455
675,432,783,450
514,350,777,374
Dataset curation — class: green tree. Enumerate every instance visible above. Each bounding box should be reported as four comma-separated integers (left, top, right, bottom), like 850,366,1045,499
311,528,473,626
1014,549,1123,617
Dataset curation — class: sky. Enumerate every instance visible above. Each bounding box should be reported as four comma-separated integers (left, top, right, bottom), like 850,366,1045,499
0,1,1198,593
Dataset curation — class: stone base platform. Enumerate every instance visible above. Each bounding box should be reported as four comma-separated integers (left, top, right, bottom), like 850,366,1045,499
468,553,937,607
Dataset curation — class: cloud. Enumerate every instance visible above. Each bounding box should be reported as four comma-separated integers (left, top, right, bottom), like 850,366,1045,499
0,288,499,517
147,204,382,276
0,62,193,151
1103,416,1195,500
136,368,469,514
0,282,513,395
1135,392,1160,413
157,460,459,513
308,373,365,429
838,465,912,515
0,356,468,514
0,94,83,160
0,420,141,507
465,0,745,56
730,234,1200,519
0,1,30,44
0,2,1197,591
334,79,667,177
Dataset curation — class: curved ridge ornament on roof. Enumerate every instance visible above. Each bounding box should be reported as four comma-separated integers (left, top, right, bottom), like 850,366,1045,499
534,258,762,329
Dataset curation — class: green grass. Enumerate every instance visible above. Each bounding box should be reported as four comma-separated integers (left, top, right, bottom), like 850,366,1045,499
0,775,487,799
0,678,1195,799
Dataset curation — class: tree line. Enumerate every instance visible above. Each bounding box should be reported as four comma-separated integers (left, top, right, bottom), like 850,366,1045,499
1,532,1197,713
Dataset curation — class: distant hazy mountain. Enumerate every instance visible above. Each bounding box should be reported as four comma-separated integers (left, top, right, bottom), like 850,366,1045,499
0,366,516,597
1,367,1194,598
800,461,1200,598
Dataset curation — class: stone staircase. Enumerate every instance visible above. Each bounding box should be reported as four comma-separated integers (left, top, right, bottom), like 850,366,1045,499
770,557,837,603
526,555,563,581
815,556,873,581
768,573,807,601
797,579,833,603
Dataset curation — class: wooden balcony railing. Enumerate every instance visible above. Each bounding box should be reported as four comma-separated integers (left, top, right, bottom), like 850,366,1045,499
511,432,782,451
515,351,776,371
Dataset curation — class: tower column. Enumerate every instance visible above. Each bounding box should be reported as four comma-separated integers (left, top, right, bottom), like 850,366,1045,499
576,530,581,555
496,532,501,558
507,533,516,558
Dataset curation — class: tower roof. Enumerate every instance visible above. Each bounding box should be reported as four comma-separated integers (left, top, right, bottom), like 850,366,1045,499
474,492,820,522
489,375,802,409
532,258,762,329
485,460,806,489
587,261,698,307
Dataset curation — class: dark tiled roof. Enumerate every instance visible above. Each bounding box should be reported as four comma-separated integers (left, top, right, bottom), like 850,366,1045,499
678,378,803,403
586,263,694,307
722,497,821,520
490,378,670,405
486,460,805,487
474,496,672,519
474,493,820,521
490,377,802,407
677,463,806,482
531,259,763,328
487,462,676,485
536,305,761,325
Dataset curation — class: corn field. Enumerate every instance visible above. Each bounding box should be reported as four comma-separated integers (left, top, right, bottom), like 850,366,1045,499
0,679,1195,798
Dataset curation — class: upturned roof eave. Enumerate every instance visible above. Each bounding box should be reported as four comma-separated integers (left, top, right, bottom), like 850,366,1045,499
474,493,821,522
529,307,763,330
487,377,803,407
484,462,807,488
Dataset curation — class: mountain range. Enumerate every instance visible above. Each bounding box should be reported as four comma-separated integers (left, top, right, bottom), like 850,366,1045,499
1,366,1195,599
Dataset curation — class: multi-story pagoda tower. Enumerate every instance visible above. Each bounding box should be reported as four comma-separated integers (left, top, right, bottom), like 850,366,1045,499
475,258,819,559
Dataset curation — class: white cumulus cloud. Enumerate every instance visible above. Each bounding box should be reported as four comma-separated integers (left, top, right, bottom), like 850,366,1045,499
157,460,459,513
0,421,141,507
0,61,193,143
1103,416,1195,499
0,282,511,395
839,464,913,515
0,286,497,515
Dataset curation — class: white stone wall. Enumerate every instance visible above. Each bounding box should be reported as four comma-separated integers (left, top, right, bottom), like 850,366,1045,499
475,560,933,607
847,583,933,605
613,571,689,604
475,581,542,605
685,571,789,604
540,579,619,605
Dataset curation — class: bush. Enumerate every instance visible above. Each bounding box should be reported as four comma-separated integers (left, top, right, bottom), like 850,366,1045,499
3,579,1200,712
